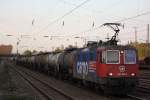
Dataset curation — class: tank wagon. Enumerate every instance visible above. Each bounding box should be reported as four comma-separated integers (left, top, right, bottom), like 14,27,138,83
15,23,139,95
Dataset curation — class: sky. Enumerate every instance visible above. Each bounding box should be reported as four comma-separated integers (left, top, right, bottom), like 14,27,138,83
0,0,150,53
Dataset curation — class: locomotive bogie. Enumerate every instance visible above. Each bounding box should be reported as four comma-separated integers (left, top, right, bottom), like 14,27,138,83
99,77,138,95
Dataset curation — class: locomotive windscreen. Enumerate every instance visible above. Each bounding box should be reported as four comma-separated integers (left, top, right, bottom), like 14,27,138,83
106,50,119,64
124,50,136,64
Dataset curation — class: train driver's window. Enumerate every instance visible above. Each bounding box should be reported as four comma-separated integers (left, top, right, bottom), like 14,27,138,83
102,51,106,63
99,52,102,63
124,50,136,64
106,50,119,64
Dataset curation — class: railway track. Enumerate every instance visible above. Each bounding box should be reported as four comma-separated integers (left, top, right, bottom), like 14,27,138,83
127,94,148,100
126,69,150,100
129,89,150,99
9,63,135,100
8,62,150,100
10,65,75,100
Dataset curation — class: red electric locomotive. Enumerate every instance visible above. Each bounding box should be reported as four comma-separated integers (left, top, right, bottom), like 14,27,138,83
96,46,139,94
72,23,139,95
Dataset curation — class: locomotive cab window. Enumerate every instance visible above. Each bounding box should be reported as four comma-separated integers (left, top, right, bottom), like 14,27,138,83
124,50,136,64
106,50,119,64
102,51,106,63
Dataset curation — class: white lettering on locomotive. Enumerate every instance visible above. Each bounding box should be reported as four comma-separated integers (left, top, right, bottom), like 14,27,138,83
77,62,88,75
118,73,127,76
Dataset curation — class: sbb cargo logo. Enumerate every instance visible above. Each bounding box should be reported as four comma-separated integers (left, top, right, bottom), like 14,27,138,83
119,66,126,73
77,62,88,75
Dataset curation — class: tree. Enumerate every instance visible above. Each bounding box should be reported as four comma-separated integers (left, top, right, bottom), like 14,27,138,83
54,47,62,52
32,50,38,54
23,50,32,55
129,42,150,60
65,45,77,50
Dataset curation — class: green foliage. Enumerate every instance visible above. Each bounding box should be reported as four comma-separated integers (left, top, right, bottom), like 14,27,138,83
65,45,76,49
23,50,32,56
32,50,38,54
129,42,150,60
54,47,62,52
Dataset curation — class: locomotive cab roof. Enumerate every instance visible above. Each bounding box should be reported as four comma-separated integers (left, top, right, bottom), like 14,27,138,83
97,45,136,50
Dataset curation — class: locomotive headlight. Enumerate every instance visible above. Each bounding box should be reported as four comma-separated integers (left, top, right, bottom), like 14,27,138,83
131,73,135,76
108,73,113,76
121,51,124,53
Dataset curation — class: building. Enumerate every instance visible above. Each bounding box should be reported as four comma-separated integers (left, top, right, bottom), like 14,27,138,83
0,45,13,55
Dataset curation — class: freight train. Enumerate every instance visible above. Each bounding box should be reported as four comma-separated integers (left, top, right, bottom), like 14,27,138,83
15,23,139,95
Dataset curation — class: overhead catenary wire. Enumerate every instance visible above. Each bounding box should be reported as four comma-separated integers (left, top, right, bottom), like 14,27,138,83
58,0,123,15
53,0,125,35
7,1,149,45
79,10,150,34
37,0,90,33
57,0,125,25
116,11,150,22
5,9,149,41
33,0,133,36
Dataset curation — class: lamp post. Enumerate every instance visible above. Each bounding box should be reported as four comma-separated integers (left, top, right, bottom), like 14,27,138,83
74,36,87,46
6,34,21,55
16,39,21,55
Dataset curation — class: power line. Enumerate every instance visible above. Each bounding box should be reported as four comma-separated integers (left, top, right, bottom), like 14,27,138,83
58,0,100,14
79,10,150,33
58,0,125,22
35,0,125,35
38,0,90,33
59,0,123,15
116,11,150,22
37,0,123,34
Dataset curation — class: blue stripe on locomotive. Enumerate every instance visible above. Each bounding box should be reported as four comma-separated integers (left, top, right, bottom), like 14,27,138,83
75,48,97,81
